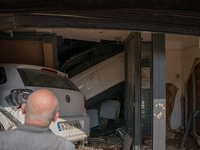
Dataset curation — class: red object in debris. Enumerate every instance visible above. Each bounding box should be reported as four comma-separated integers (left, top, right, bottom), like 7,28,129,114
166,83,172,125
41,68,57,74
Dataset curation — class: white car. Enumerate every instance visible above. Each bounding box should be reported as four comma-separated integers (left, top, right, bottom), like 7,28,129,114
59,42,125,109
0,64,90,142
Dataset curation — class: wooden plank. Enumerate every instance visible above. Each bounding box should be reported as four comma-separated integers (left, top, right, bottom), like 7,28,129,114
13,9,200,36
43,43,54,69
0,40,43,66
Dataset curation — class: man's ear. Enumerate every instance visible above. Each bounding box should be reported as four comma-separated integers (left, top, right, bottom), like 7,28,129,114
21,103,26,114
53,112,59,122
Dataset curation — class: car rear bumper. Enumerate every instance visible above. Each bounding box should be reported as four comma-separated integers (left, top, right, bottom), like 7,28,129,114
49,114,90,142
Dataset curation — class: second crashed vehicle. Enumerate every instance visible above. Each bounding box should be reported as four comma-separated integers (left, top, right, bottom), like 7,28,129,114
59,42,125,109
0,64,90,142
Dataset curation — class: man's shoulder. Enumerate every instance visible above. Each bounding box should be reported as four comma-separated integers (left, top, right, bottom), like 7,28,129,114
46,134,75,150
52,134,75,145
0,130,11,136
0,129,19,136
0,125,76,150
0,129,75,150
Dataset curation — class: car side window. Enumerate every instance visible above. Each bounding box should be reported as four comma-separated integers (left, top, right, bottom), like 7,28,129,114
0,67,7,84
65,54,91,78
92,43,124,66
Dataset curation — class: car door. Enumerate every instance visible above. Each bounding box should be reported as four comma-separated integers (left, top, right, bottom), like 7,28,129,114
93,44,125,92
95,52,124,90
64,53,104,101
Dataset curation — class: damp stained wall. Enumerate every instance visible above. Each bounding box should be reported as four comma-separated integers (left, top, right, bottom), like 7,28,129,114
166,34,200,129
0,39,54,69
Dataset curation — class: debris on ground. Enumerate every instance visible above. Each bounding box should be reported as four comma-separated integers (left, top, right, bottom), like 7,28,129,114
166,131,176,139
76,127,200,150
141,128,200,150
123,133,132,150
191,129,200,146
99,117,109,130
166,129,200,150
84,93,200,150
76,132,123,150
142,132,152,148
89,135,123,150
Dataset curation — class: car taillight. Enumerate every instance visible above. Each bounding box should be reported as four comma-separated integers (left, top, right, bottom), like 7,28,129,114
84,96,86,109
5,89,33,110
41,68,57,74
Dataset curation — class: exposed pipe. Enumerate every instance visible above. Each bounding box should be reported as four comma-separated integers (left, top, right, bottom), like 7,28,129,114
181,110,200,150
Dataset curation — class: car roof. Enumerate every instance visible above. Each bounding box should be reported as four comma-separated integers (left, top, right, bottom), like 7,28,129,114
59,41,123,71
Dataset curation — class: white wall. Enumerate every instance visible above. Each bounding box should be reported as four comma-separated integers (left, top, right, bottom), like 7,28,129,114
166,40,182,129
166,35,200,129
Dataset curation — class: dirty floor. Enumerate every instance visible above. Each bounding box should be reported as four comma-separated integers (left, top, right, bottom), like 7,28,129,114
166,131,200,150
77,127,200,150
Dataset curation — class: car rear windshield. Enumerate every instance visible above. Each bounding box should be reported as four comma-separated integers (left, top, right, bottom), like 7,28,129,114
17,68,80,91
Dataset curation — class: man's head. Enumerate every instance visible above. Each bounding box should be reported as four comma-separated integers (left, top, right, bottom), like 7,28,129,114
21,89,59,127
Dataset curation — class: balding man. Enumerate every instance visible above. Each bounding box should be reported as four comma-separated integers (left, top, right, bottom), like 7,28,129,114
0,89,75,150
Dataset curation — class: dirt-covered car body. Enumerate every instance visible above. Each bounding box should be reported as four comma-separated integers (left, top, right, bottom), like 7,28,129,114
0,64,90,142
60,42,124,109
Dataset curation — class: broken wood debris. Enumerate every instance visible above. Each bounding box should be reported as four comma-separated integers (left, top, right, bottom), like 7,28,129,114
166,131,176,139
142,132,152,147
191,129,200,146
77,129,124,150
77,136,122,150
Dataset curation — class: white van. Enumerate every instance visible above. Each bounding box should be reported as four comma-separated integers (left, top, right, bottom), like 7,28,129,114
60,42,125,109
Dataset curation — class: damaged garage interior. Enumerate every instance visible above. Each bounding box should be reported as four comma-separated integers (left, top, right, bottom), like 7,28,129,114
1,1,200,150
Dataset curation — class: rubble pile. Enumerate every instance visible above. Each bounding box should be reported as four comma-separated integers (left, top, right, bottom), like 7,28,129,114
77,133,123,150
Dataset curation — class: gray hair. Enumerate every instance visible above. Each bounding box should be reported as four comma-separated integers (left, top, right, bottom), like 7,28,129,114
25,94,59,124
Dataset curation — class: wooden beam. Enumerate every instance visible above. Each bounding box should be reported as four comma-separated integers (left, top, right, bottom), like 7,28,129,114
0,0,200,12
43,42,54,69
13,9,200,36
0,16,15,31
